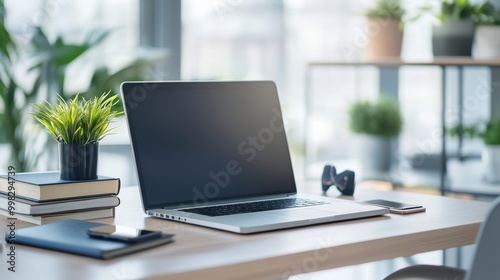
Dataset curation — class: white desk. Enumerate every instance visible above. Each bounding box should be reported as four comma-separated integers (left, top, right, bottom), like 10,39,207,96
0,182,491,280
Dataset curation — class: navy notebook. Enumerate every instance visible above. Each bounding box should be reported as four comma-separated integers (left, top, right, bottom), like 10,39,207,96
5,220,174,259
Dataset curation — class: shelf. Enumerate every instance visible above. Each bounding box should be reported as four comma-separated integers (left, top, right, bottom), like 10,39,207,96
305,57,500,197
308,57,500,67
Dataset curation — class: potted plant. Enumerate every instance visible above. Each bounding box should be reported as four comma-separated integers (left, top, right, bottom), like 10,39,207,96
30,92,121,180
431,0,479,56
450,119,500,183
348,96,403,177
364,0,405,58
473,2,500,58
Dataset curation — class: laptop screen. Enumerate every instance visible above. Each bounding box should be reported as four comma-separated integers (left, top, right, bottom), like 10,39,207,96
121,81,297,210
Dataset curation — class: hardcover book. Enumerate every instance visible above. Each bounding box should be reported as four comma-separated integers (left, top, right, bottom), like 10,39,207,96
0,171,120,201
5,219,174,259
0,194,120,215
0,207,115,225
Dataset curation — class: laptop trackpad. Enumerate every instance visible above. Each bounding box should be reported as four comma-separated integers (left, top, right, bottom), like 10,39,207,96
270,209,335,220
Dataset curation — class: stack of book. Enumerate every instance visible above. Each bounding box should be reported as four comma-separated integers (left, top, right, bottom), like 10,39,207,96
0,171,120,225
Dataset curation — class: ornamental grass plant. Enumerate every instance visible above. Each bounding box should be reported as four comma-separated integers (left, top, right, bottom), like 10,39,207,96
30,92,121,145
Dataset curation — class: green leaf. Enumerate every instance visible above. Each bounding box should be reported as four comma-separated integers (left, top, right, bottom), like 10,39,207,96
484,119,500,145
53,43,90,67
0,0,14,61
30,27,51,50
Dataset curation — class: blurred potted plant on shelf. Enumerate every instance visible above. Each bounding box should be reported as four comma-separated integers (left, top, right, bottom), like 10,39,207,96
348,96,403,178
0,0,164,172
426,0,480,56
449,119,500,183
473,2,500,59
364,0,405,58
30,92,121,180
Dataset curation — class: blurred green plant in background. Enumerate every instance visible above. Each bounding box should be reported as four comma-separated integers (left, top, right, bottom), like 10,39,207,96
348,95,403,137
364,0,405,21
449,119,500,146
0,0,164,171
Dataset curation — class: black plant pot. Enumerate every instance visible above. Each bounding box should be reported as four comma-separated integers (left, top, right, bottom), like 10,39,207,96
59,142,99,180
432,19,475,56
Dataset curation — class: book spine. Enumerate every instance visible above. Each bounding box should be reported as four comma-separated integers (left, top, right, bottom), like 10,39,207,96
116,178,121,195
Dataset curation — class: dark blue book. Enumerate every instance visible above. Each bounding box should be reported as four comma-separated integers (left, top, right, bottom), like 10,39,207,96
0,171,120,202
5,220,174,259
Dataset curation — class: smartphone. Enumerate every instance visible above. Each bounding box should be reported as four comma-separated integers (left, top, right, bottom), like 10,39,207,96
363,199,426,214
87,225,162,243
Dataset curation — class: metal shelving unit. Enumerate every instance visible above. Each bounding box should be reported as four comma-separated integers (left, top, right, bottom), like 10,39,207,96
304,57,500,197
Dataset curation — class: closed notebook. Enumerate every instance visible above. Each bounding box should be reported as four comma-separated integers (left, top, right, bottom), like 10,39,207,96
0,171,120,201
5,219,174,259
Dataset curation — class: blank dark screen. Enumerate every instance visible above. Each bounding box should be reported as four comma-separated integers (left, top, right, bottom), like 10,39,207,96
121,81,296,209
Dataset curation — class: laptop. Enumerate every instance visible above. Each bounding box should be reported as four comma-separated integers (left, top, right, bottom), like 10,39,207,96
121,81,388,234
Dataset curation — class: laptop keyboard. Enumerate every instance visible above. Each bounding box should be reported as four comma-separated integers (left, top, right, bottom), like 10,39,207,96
179,198,330,217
